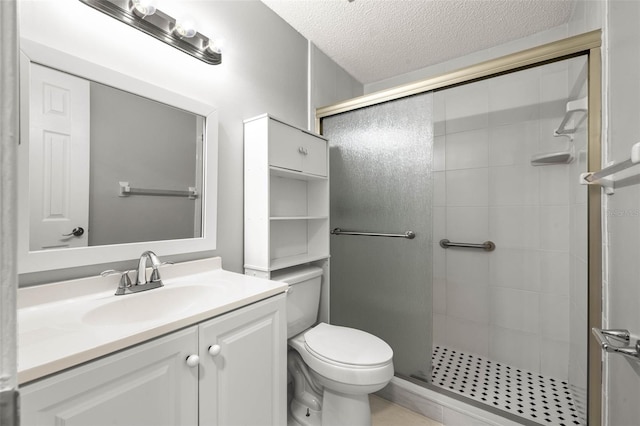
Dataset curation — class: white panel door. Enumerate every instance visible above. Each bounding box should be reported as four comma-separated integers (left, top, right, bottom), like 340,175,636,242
29,63,90,250
21,327,199,426
199,295,286,426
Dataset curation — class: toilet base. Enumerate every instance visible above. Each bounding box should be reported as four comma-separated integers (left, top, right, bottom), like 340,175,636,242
290,398,322,426
321,389,371,426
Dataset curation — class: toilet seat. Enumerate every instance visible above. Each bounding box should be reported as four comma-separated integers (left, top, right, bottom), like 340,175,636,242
288,323,394,387
304,323,393,367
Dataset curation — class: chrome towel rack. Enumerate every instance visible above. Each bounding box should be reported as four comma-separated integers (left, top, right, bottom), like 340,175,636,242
119,181,198,199
330,228,416,239
580,142,640,195
592,328,640,362
439,239,496,252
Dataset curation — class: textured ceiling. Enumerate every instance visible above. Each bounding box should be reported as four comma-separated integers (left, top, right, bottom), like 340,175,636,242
261,0,576,84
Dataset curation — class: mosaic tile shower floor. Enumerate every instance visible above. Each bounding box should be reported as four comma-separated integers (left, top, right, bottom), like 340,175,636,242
431,346,586,426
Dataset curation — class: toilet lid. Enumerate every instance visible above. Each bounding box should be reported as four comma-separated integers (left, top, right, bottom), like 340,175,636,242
304,323,393,367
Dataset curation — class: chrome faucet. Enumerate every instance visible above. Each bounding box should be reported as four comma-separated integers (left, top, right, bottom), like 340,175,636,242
101,251,171,295
136,250,164,285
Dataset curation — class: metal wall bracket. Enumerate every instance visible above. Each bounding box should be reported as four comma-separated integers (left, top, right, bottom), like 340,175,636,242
592,328,640,362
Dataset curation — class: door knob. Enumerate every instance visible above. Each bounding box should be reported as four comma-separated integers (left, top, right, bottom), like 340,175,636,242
62,227,85,237
208,344,222,356
186,354,200,367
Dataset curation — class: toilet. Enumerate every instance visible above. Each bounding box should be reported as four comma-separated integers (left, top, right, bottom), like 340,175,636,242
273,266,394,426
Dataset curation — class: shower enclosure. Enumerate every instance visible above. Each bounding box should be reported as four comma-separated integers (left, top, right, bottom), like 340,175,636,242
320,36,599,426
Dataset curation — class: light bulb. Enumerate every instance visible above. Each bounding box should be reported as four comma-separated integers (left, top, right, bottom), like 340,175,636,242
206,38,224,55
130,0,156,17
173,20,197,38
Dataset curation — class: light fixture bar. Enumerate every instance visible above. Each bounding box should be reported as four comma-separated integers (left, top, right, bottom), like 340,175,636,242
79,0,222,65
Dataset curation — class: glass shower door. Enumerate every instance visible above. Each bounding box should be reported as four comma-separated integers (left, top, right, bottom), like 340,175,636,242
322,92,434,380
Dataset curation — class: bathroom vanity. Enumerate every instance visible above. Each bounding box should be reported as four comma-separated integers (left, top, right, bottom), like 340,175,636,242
18,257,287,425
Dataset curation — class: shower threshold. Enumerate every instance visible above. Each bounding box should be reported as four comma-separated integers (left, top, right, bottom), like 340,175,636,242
427,345,586,426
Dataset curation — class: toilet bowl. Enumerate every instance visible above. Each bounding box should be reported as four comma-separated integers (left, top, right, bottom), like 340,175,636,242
272,266,394,426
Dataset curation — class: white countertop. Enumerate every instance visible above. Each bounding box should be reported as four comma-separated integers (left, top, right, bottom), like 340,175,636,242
18,257,287,385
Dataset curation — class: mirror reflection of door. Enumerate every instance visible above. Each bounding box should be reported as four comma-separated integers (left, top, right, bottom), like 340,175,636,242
29,64,90,250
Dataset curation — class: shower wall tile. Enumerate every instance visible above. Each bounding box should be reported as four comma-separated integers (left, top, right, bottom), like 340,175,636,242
433,243,446,316
445,316,489,357
446,280,489,324
445,168,488,206
540,69,569,106
488,121,539,167
539,205,570,250
489,69,540,127
539,165,570,205
444,82,489,134
488,165,538,206
539,251,570,296
489,287,540,334
489,206,540,249
489,248,540,292
433,313,446,347
433,135,446,171
540,338,570,379
445,129,488,170
571,204,588,262
433,171,446,206
540,293,570,341
447,250,489,288
433,206,447,242
446,207,489,242
488,327,540,373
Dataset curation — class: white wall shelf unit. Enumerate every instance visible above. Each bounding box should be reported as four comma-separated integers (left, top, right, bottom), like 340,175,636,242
244,114,330,284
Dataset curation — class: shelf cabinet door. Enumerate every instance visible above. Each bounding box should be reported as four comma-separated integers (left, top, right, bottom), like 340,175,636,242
21,327,199,426
268,119,327,177
301,132,327,176
198,295,287,426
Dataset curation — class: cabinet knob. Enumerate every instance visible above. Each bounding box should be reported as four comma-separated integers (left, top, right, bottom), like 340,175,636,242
185,354,200,367
208,344,222,356
298,146,308,155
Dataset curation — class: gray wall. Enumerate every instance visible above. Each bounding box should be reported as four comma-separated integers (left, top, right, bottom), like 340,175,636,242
89,82,198,246
18,0,362,285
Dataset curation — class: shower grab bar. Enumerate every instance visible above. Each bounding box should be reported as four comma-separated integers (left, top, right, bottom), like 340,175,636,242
439,239,496,252
119,181,198,199
330,228,416,239
554,97,587,136
592,328,640,362
580,142,640,195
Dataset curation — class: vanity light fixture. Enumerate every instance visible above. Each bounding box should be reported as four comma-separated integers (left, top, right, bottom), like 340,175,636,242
79,0,222,65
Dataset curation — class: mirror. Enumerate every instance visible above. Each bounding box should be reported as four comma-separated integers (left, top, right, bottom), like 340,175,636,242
18,39,218,273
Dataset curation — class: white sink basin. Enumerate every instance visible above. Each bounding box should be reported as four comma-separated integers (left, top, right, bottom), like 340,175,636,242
82,284,224,326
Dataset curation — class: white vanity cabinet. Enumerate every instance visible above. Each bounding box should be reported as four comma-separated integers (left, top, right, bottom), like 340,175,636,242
21,326,199,425
20,295,286,426
244,114,330,276
199,294,286,425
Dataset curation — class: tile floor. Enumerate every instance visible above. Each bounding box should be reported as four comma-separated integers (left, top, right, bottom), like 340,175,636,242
431,345,586,426
371,395,443,426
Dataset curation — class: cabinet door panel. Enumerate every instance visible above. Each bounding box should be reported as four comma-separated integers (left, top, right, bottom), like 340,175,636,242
21,327,199,426
268,120,303,172
301,132,327,176
199,296,286,426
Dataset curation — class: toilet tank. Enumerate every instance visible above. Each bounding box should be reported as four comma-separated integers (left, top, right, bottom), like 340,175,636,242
271,266,323,338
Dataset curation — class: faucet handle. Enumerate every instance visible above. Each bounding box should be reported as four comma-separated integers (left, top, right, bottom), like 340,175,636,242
101,269,133,295
149,261,174,282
